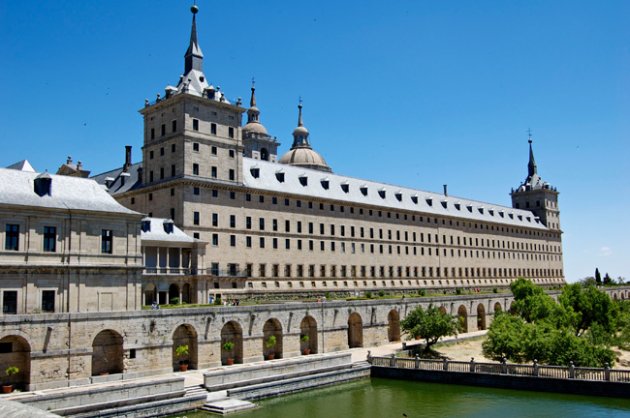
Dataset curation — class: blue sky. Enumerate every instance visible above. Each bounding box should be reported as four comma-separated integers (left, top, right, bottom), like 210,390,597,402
1,1,628,282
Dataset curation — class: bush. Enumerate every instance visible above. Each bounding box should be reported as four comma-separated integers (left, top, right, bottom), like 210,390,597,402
378,290,385,297
170,297,180,305
365,291,373,299
418,289,426,296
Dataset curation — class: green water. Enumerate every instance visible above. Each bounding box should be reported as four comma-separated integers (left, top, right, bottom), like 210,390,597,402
174,378,630,418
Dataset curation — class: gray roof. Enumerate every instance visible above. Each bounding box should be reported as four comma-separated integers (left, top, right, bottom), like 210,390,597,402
6,159,36,172
141,217,195,244
0,168,140,215
91,162,142,195
242,158,547,230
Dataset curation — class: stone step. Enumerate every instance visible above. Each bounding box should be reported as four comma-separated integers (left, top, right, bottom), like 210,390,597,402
201,398,257,415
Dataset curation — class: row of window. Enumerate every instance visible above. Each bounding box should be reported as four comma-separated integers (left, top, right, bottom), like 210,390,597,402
4,224,113,254
1,290,55,315
149,120,234,140
208,262,563,280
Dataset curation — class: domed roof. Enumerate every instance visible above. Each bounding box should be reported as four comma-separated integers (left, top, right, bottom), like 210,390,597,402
293,125,309,137
243,121,268,135
279,147,332,172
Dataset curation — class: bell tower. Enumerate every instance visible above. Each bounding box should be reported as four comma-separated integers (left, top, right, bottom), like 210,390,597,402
510,136,561,231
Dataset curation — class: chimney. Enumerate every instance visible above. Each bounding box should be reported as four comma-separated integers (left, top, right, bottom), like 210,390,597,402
443,184,448,196
124,146,132,172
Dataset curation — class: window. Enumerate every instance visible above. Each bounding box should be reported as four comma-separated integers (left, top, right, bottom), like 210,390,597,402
194,212,200,225
211,146,217,155
246,216,252,229
160,147,165,156
192,119,199,131
212,213,218,227
193,187,200,195
246,236,252,248
42,290,55,313
5,224,19,251
229,169,235,180
3,291,17,314
229,149,235,158
171,165,176,177
212,234,219,246
150,128,155,140
43,226,56,252
161,124,166,136
149,171,154,182
193,142,199,152
160,167,164,180
259,218,265,230
211,123,217,135
212,190,218,198
101,229,113,254
259,237,265,248
230,235,236,247
211,166,217,178
193,164,199,175
228,127,234,138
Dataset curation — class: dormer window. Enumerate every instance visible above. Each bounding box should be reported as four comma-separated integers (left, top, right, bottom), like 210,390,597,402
517,215,523,221
34,173,52,197
526,216,531,222
163,220,174,234
378,189,386,199
426,198,433,206
441,200,448,209
341,182,349,193
321,178,330,190
141,220,151,232
488,209,494,216
299,175,308,186
508,213,514,219
275,171,285,183
454,202,461,210
466,205,473,213
499,211,505,218
250,167,260,178
411,195,418,204
395,192,402,202
360,185,368,196
478,207,484,214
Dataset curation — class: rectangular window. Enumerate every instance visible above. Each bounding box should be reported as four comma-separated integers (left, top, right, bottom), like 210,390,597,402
230,215,236,228
246,216,252,229
212,234,219,246
246,236,252,248
42,290,55,313
194,211,200,225
228,127,234,138
3,291,17,314
150,128,155,140
161,124,166,136
229,169,235,181
5,224,19,251
229,149,235,158
259,218,265,230
171,164,176,177
160,147,165,156
273,238,278,249
172,120,177,132
160,167,164,179
285,239,291,250
211,166,217,178
193,142,199,152
193,164,199,175
193,187,200,195
212,213,218,227
230,235,236,247
211,146,217,155
101,229,113,254
192,119,199,131
211,123,217,135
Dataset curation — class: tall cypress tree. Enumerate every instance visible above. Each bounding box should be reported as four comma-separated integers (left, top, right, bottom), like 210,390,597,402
595,268,602,285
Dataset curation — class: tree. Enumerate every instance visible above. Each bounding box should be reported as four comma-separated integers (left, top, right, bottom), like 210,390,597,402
401,305,458,352
510,278,559,323
482,312,526,362
595,268,602,286
559,283,617,336
603,273,613,286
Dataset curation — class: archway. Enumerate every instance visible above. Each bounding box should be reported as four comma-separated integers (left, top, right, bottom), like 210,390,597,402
438,306,448,315
509,301,516,314
172,324,198,371
348,312,363,348
182,283,191,304
260,148,269,161
92,330,123,376
494,302,502,314
169,284,180,304
263,318,283,360
457,305,468,333
300,316,318,355
221,321,243,365
387,309,401,342
477,304,486,330
0,335,30,390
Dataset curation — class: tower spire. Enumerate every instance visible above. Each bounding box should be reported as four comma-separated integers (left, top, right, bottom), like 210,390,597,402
291,98,310,148
297,97,304,127
184,3,203,74
250,78,257,107
528,133,537,177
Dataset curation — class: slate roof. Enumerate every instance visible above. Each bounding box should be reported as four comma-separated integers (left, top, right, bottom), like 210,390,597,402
0,168,140,215
242,158,547,230
91,162,142,195
141,217,195,244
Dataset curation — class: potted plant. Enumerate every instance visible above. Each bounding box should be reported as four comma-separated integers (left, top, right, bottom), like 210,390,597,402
175,344,190,371
223,341,235,365
3,366,19,393
265,335,277,360
301,334,311,355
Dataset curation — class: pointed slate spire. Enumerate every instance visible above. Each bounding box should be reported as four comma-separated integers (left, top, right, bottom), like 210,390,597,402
291,99,311,148
184,4,203,74
297,99,304,127
250,78,257,107
528,136,537,177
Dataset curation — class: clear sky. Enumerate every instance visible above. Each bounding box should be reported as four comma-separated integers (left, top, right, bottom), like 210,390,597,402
1,1,628,282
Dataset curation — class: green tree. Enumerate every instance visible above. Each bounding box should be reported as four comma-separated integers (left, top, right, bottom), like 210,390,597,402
559,283,617,336
595,268,602,285
401,305,458,352
510,278,559,323
482,312,526,362
603,273,613,285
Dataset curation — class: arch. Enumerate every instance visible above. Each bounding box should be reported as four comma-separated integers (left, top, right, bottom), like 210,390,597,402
92,330,123,376
172,324,198,371
263,318,283,360
169,284,180,304
0,335,30,390
221,321,243,365
509,301,516,314
477,304,486,330
300,315,318,355
348,312,363,348
260,148,269,161
182,283,191,304
613,293,618,300
457,305,468,333
494,302,502,314
144,283,156,306
438,305,447,315
387,309,401,342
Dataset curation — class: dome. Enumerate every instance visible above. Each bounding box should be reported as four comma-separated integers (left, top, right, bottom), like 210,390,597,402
279,147,332,172
242,121,268,135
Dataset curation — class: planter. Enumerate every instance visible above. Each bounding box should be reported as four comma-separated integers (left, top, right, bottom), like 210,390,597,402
2,385,13,394
179,363,189,372
303,348,311,355
226,358,234,366
266,353,275,360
